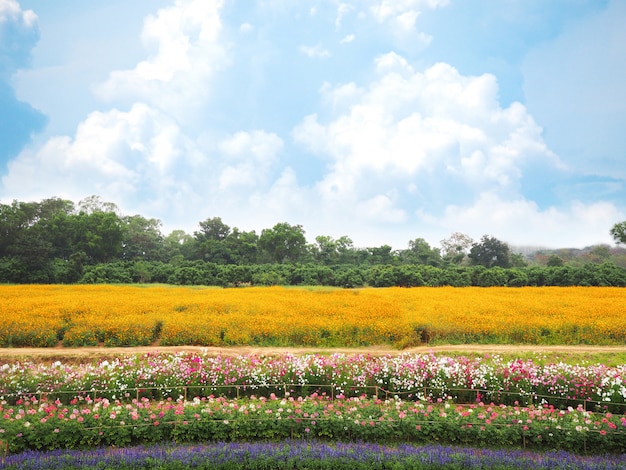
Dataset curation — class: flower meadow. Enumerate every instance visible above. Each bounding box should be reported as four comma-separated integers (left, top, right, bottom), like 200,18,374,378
5,441,626,470
1,285,626,348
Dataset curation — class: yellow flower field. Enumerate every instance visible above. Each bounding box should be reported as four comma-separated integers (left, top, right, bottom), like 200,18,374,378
0,285,625,347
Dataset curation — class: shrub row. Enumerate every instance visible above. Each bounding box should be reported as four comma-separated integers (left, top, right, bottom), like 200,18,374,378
77,261,626,287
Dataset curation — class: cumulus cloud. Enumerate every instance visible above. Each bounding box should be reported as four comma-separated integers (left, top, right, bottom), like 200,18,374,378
295,52,560,203
2,102,285,230
2,0,622,249
1,0,290,234
94,0,229,125
2,104,187,200
291,50,616,247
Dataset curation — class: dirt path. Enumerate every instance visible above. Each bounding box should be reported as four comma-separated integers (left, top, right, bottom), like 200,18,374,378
2,344,626,361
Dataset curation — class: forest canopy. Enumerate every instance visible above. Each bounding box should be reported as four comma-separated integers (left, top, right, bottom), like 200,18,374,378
1,196,625,287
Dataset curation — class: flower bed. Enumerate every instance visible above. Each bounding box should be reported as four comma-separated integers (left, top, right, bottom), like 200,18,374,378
1,393,625,455
2,353,625,411
4,441,626,470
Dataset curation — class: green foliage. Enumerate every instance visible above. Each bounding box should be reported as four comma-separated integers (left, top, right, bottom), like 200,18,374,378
1,196,625,287
610,220,626,245
469,235,511,268
2,396,625,456
258,222,307,263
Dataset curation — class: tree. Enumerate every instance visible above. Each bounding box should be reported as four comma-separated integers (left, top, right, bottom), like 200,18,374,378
468,235,511,268
195,217,231,241
192,217,235,263
224,228,259,264
78,195,119,214
401,238,441,266
311,235,355,265
547,254,564,267
74,211,124,263
121,215,164,261
610,221,626,245
367,245,398,265
509,252,528,268
258,222,307,263
163,230,195,260
440,232,474,265
312,235,338,265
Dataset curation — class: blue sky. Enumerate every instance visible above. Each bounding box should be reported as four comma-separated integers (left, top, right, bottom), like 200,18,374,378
1,0,625,249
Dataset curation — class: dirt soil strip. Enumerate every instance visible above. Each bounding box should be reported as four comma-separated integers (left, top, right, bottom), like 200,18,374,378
2,344,626,361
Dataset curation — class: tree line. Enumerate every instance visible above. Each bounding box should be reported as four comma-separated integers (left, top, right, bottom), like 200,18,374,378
1,196,625,287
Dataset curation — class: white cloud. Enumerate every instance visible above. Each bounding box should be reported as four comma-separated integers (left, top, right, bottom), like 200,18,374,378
239,22,253,33
364,0,446,51
335,3,354,29
93,0,229,125
292,51,601,246
422,193,623,248
0,0,37,27
0,0,38,73
299,44,332,59
218,130,284,190
357,193,406,223
296,53,560,204
2,0,622,250
1,104,188,201
340,33,355,44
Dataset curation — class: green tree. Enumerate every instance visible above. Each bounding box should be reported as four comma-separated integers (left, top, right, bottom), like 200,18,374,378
195,217,231,241
367,245,398,265
311,235,354,265
547,254,564,267
468,235,511,268
401,238,441,266
121,215,164,261
193,217,234,263
610,221,626,245
163,230,195,260
78,195,119,214
224,228,259,264
74,211,124,263
258,222,307,263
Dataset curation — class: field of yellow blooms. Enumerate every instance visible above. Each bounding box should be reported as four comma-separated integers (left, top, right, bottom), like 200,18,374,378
0,285,625,348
